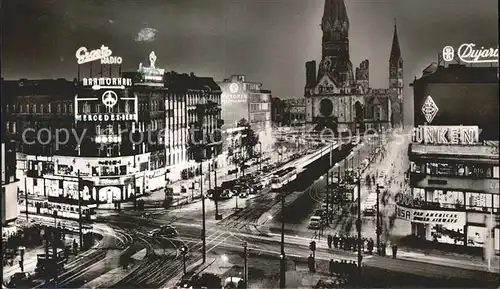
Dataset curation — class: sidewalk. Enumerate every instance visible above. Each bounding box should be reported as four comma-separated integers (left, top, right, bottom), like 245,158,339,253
265,231,499,273
2,235,79,283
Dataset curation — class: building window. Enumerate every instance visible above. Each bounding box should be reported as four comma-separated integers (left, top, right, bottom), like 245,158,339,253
106,146,113,157
466,192,492,212
107,124,113,135
493,166,499,178
57,104,61,113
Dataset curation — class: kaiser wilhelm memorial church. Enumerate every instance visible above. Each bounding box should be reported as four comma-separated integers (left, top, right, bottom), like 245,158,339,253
305,0,404,134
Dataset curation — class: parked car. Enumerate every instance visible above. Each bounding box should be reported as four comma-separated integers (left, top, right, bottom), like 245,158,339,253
220,189,234,200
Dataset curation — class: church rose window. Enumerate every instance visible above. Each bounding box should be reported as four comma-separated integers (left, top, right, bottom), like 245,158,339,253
319,99,333,116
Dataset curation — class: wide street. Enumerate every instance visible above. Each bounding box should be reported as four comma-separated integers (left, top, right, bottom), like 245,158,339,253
4,132,499,288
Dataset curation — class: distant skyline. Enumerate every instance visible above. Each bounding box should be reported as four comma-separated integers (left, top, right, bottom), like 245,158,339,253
2,0,499,123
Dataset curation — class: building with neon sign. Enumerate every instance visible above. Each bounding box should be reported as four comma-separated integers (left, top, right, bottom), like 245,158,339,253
2,51,222,210
401,63,499,251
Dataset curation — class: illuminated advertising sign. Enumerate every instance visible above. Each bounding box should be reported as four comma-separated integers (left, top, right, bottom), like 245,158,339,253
74,90,138,122
395,205,466,225
442,44,498,64
412,125,480,145
137,52,165,86
76,45,123,65
82,77,132,90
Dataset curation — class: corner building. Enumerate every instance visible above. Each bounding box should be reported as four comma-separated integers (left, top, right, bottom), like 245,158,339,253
217,75,273,162
2,64,222,211
402,64,499,251
1,137,19,234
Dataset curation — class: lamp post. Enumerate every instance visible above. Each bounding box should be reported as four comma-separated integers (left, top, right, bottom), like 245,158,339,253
279,183,286,289
356,172,362,278
258,141,262,174
376,184,382,255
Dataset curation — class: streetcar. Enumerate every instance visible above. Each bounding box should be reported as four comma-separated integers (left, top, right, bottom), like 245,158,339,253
22,198,97,221
271,167,297,191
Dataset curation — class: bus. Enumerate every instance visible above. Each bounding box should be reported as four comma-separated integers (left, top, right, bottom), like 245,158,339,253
271,167,297,191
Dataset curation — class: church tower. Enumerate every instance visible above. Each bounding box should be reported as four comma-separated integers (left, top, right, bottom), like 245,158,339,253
389,20,404,127
389,21,403,100
318,0,354,88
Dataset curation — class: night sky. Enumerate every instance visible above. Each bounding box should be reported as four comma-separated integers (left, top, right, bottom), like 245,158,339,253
2,0,499,123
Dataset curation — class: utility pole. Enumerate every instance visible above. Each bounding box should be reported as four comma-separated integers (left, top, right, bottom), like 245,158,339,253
200,161,206,263
24,176,28,222
376,184,381,255
356,176,362,278
52,228,58,287
243,242,248,289
326,169,330,225
280,186,286,289
44,226,50,285
258,141,262,174
78,170,83,251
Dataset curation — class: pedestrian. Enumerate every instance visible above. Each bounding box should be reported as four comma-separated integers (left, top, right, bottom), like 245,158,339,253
333,234,339,248
327,234,333,249
392,244,398,259
308,254,315,273
329,259,335,275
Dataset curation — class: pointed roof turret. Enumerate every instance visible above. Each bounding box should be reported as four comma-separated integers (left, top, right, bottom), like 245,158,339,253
322,0,349,32
390,19,402,64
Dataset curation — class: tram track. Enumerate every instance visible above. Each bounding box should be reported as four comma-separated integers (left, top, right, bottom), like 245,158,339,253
109,229,228,288
30,224,134,288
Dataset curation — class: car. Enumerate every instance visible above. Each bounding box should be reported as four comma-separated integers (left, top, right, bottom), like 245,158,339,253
220,189,234,200
253,182,264,191
308,216,322,229
239,191,248,198
177,271,200,288
207,189,216,199
313,209,323,216
8,272,32,288
147,228,161,237
160,225,179,237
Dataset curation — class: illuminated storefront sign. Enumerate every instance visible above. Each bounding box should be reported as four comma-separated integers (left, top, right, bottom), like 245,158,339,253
74,90,138,122
412,125,480,145
82,77,132,90
76,45,123,65
395,205,466,225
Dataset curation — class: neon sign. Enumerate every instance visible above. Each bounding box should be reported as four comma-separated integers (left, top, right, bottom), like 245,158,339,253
74,91,138,122
412,125,480,145
82,77,132,90
443,44,499,64
76,45,123,65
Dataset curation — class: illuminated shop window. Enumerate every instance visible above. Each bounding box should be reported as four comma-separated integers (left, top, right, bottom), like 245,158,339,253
493,166,499,178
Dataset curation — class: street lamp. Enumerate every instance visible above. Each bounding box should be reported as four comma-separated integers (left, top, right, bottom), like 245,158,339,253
277,182,286,289
257,141,263,174
355,170,362,279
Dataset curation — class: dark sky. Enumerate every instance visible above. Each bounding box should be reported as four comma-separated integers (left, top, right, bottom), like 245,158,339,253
2,0,499,122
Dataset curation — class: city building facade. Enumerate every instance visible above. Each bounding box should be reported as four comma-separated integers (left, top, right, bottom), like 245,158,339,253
2,51,222,212
218,75,273,162
400,63,499,251
283,98,306,127
304,0,404,133
1,137,19,233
